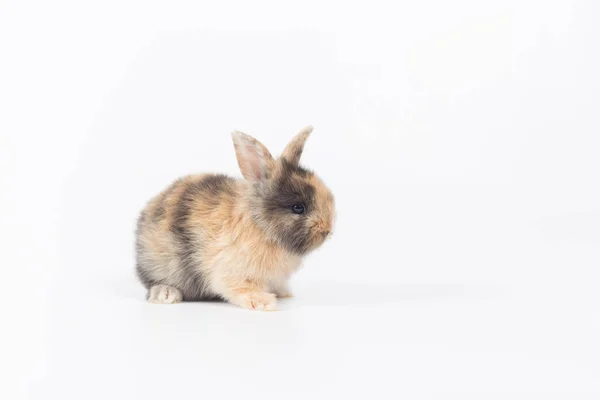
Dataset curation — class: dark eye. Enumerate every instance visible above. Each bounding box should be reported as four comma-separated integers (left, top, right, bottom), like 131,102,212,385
291,203,305,214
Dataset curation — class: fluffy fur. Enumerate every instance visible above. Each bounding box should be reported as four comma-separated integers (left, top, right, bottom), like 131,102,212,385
135,126,335,311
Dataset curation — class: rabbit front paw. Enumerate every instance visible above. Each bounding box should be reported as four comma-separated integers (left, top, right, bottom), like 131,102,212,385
236,292,278,311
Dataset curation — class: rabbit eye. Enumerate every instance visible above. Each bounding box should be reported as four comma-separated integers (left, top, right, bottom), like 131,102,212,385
291,203,305,214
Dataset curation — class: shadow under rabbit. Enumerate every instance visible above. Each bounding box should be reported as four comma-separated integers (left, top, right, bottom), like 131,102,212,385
292,281,509,308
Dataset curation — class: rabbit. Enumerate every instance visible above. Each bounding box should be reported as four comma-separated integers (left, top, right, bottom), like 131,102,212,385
135,126,335,310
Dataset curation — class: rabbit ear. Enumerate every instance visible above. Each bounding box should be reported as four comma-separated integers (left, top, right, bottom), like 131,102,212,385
231,131,275,181
281,125,313,166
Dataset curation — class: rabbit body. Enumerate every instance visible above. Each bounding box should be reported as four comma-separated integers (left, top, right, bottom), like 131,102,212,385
135,127,334,310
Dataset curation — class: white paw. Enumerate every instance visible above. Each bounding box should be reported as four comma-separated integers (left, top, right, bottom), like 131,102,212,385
238,292,278,311
148,285,183,304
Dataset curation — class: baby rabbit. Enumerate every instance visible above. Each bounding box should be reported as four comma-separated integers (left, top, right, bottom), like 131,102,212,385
135,126,335,310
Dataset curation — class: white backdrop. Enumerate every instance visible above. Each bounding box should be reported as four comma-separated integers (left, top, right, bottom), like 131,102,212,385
1,1,599,399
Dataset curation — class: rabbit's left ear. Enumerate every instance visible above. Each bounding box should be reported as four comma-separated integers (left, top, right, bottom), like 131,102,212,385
231,131,275,181
281,126,313,166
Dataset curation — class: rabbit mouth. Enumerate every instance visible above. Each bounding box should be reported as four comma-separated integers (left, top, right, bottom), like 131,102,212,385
311,220,333,240
308,226,332,248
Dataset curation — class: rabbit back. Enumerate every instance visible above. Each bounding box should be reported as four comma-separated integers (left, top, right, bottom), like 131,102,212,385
135,174,237,300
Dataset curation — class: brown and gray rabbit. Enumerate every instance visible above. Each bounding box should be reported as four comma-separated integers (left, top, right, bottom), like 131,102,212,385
135,126,335,310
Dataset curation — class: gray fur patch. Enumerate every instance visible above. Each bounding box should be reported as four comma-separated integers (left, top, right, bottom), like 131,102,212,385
261,162,316,254
169,174,235,300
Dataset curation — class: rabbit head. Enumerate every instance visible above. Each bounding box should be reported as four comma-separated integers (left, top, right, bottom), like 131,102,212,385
232,126,335,255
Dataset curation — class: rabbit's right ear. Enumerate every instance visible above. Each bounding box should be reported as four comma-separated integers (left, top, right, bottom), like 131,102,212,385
281,125,313,166
231,131,275,181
